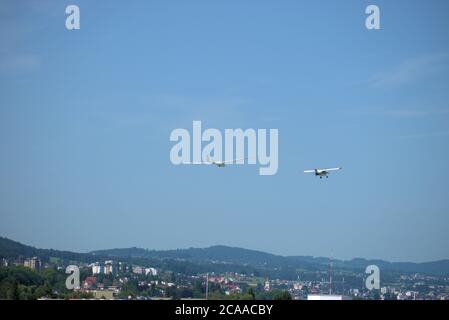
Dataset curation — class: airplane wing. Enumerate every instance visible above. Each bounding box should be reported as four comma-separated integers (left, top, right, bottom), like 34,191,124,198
182,162,211,165
221,157,249,164
303,170,315,173
323,167,342,172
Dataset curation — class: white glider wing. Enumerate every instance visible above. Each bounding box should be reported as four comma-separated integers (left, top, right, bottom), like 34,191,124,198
323,167,342,172
182,161,211,165
221,157,249,164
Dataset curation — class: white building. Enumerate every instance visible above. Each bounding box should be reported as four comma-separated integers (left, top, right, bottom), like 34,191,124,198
132,266,144,274
24,257,41,270
104,263,114,275
264,279,271,291
293,282,302,290
92,263,104,275
145,267,158,276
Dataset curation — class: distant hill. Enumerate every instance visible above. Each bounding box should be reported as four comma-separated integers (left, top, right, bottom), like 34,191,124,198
0,236,94,263
91,245,322,270
92,245,449,276
333,258,449,276
1,236,448,276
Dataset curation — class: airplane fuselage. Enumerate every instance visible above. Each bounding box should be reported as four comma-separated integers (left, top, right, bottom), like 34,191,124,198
213,162,226,168
315,169,329,178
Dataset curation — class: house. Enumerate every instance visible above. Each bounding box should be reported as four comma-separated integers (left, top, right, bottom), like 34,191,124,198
23,257,41,270
83,277,97,290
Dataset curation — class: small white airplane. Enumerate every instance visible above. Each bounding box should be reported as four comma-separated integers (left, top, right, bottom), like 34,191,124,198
304,167,342,179
183,156,249,167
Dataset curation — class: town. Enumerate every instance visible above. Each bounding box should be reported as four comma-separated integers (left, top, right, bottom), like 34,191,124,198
1,237,448,301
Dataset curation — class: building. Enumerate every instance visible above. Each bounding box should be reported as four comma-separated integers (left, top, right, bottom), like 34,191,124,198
145,267,158,276
264,279,271,291
91,289,117,300
104,263,114,275
293,282,303,290
132,266,144,274
91,263,104,275
83,277,97,290
23,257,41,270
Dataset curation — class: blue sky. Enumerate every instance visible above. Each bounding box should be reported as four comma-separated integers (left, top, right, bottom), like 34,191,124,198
1,0,449,262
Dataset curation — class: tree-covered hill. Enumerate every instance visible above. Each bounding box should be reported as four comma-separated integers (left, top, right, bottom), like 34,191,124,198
2,236,448,276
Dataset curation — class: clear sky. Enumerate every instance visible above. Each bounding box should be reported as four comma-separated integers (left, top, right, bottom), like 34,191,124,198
1,0,449,262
